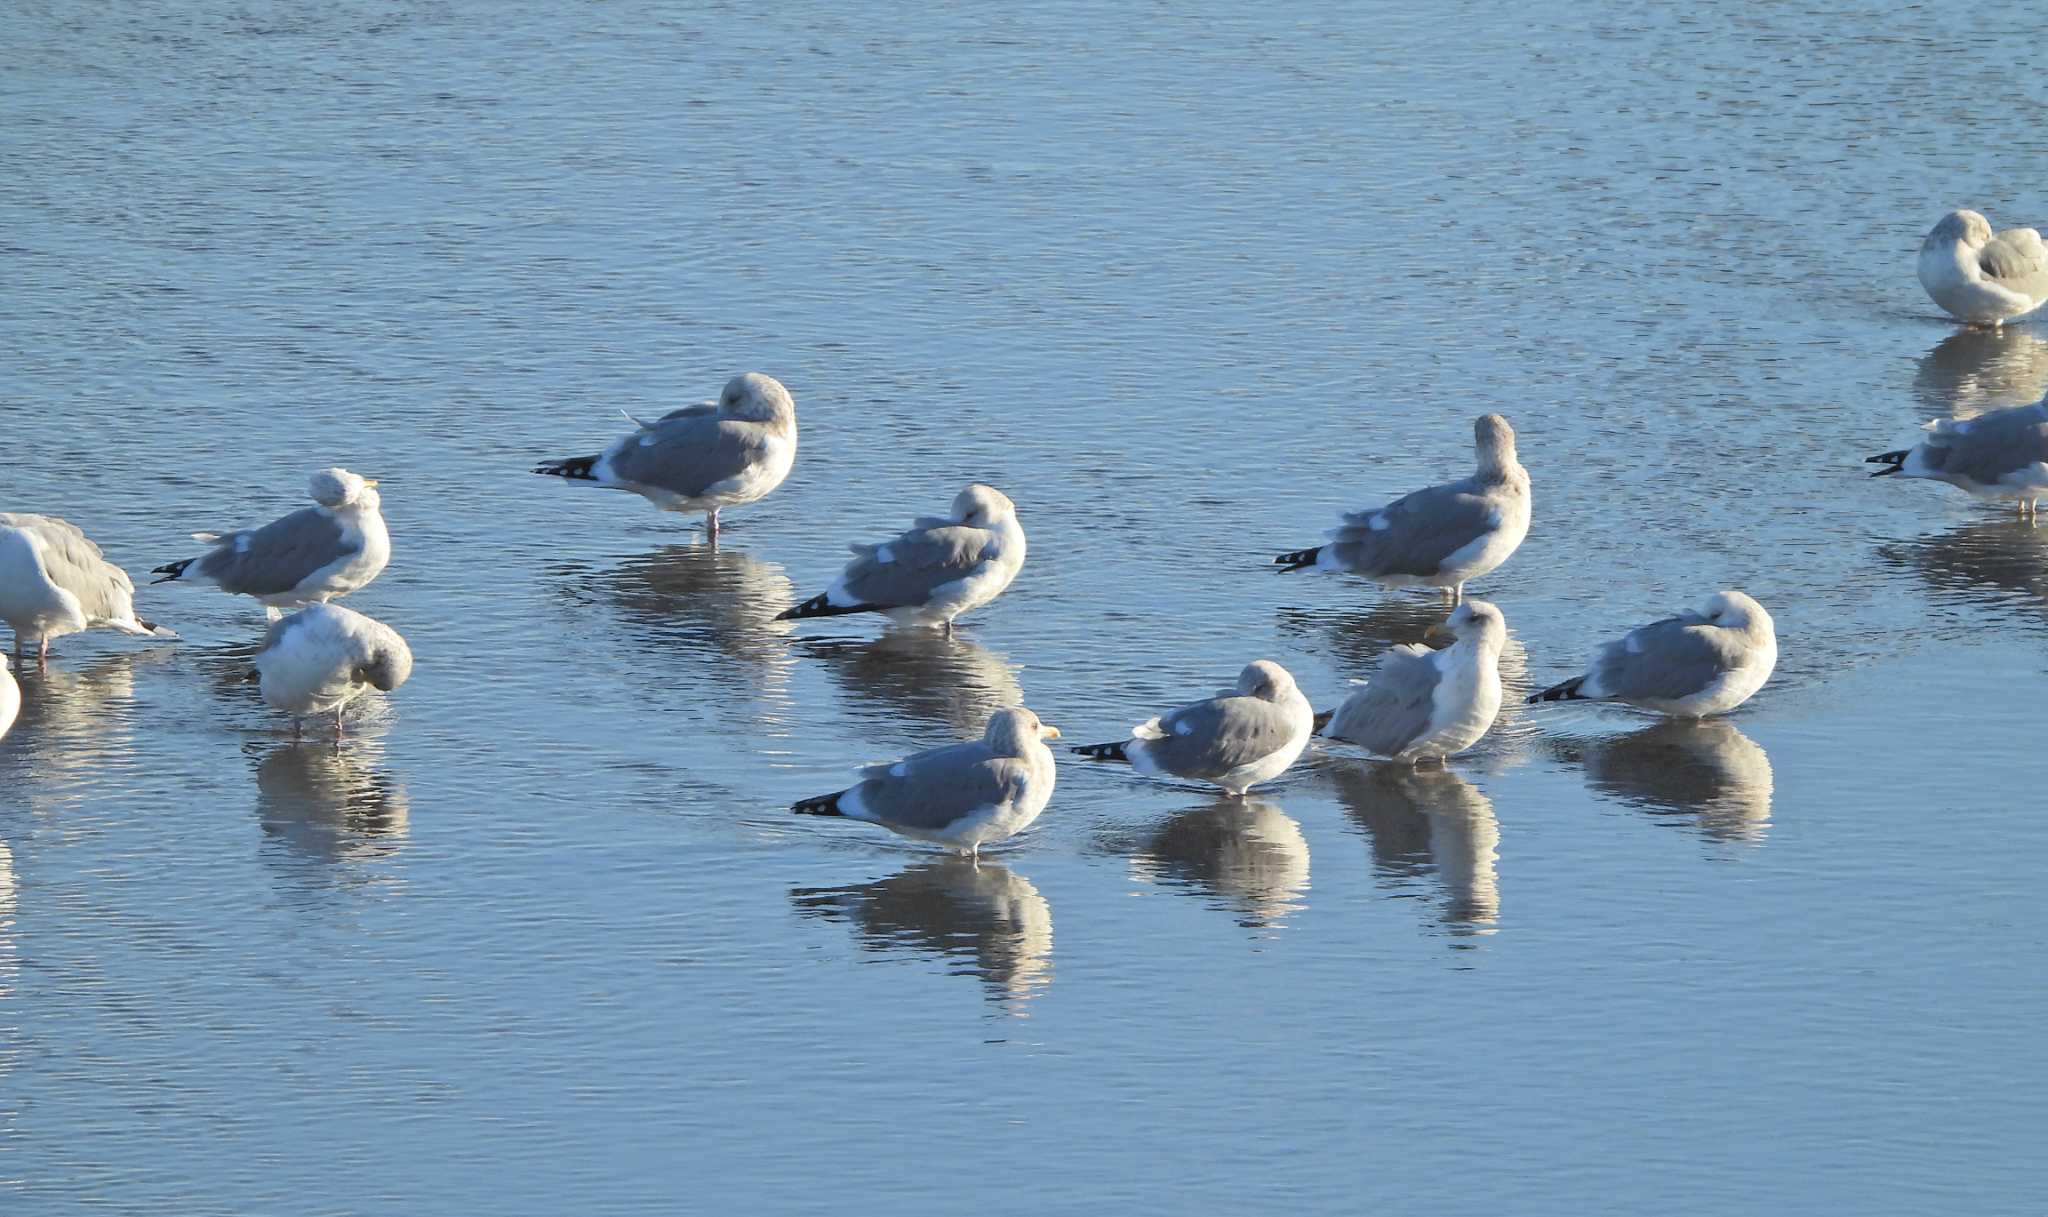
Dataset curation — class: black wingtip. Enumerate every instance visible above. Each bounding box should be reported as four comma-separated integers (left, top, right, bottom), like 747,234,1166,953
1527,676,1587,705
1311,709,1334,734
148,558,193,584
1866,450,1907,478
1071,740,1130,762
776,593,882,621
534,454,601,480
792,792,844,817
1274,546,1321,573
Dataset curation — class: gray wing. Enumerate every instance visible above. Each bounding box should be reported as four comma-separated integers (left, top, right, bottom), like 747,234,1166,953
1981,227,2048,298
837,526,994,607
255,611,312,657
1927,402,2048,485
1,514,135,619
1325,645,1442,756
1144,695,1301,781
1590,617,1751,702
607,416,771,498
1327,479,1501,578
196,507,354,596
851,741,1026,830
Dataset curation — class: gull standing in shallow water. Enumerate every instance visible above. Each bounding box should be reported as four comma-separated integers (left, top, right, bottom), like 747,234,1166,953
152,468,389,619
1275,414,1531,605
533,372,797,541
1528,590,1777,718
1074,660,1314,797
1918,209,2048,327
778,484,1025,632
791,706,1060,857
1319,599,1507,764
0,514,177,669
1868,398,2048,518
252,602,414,742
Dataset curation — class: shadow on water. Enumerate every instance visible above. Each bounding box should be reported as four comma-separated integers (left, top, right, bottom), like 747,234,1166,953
791,857,1052,1012
252,741,411,866
1912,326,2048,422
1548,720,1774,845
1117,798,1310,932
1878,519,2048,629
799,630,1025,742
1327,762,1499,936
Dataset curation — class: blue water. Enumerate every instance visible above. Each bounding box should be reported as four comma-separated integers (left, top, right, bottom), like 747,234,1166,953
3,2,2044,1213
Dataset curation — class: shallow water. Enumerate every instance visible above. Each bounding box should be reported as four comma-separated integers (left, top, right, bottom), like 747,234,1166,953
4,2,2045,1213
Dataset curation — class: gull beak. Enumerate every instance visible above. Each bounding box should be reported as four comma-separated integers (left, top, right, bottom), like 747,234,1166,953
1423,623,1456,648
1041,724,1062,740
362,479,380,488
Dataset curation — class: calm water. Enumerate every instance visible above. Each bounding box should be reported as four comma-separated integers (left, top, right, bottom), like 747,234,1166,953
4,2,2045,1213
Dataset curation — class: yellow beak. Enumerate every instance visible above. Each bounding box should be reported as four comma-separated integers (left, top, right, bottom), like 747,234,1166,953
1041,725,1062,740
362,479,380,488
1423,624,1455,647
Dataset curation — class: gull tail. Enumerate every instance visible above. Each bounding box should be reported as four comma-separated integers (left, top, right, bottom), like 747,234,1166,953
534,454,601,481
106,617,177,639
776,593,881,621
1866,450,1907,478
1528,676,1589,705
1312,709,1334,734
1274,545,1322,573
792,791,846,817
149,557,194,585
1071,740,1130,763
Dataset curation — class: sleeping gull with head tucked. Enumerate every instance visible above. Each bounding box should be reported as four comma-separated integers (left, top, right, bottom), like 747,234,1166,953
1919,209,2048,327
252,602,414,742
1275,414,1530,605
778,484,1025,632
1074,660,1314,797
1528,590,1776,719
152,468,389,619
792,706,1061,857
1868,397,2048,517
1319,599,1507,764
0,513,177,669
533,371,797,541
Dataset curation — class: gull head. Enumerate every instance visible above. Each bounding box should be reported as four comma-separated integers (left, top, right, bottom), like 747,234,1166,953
1699,589,1771,635
985,705,1059,754
352,636,414,693
1473,413,1519,471
1438,598,1508,651
310,468,379,510
953,483,1018,528
1928,209,1993,249
1235,659,1299,702
719,372,797,425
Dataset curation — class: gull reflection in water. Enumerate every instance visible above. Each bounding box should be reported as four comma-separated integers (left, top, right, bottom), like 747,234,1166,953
1879,520,2048,627
1330,763,1500,935
800,630,1025,742
1913,327,2048,422
552,544,796,702
253,741,411,865
1125,799,1310,931
0,841,15,1007
3,651,167,801
791,858,1052,1010
1565,720,1774,844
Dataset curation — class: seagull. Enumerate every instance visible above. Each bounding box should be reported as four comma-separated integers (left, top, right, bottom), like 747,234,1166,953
0,663,16,743
1868,397,2048,517
1073,659,1314,797
252,602,414,742
533,371,797,541
778,484,1026,632
152,468,389,619
1275,414,1531,605
1528,590,1777,718
791,706,1060,857
1318,598,1508,764
1918,209,2048,327
0,513,177,669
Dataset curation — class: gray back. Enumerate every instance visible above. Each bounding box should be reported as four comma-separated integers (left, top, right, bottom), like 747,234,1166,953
609,416,776,498
1329,479,1501,578
1327,645,1442,756
0,514,135,620
842,526,995,606
1146,694,1301,781
197,507,353,596
1593,616,1753,702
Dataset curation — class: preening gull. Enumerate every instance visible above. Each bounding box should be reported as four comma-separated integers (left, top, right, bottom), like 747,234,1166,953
0,513,176,668
533,371,797,540
1529,590,1776,718
778,484,1026,632
792,706,1060,857
1275,414,1531,605
1868,398,2048,516
252,602,414,742
1074,659,1314,797
152,468,389,617
0,663,16,742
1918,209,2048,327
1319,599,1507,764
